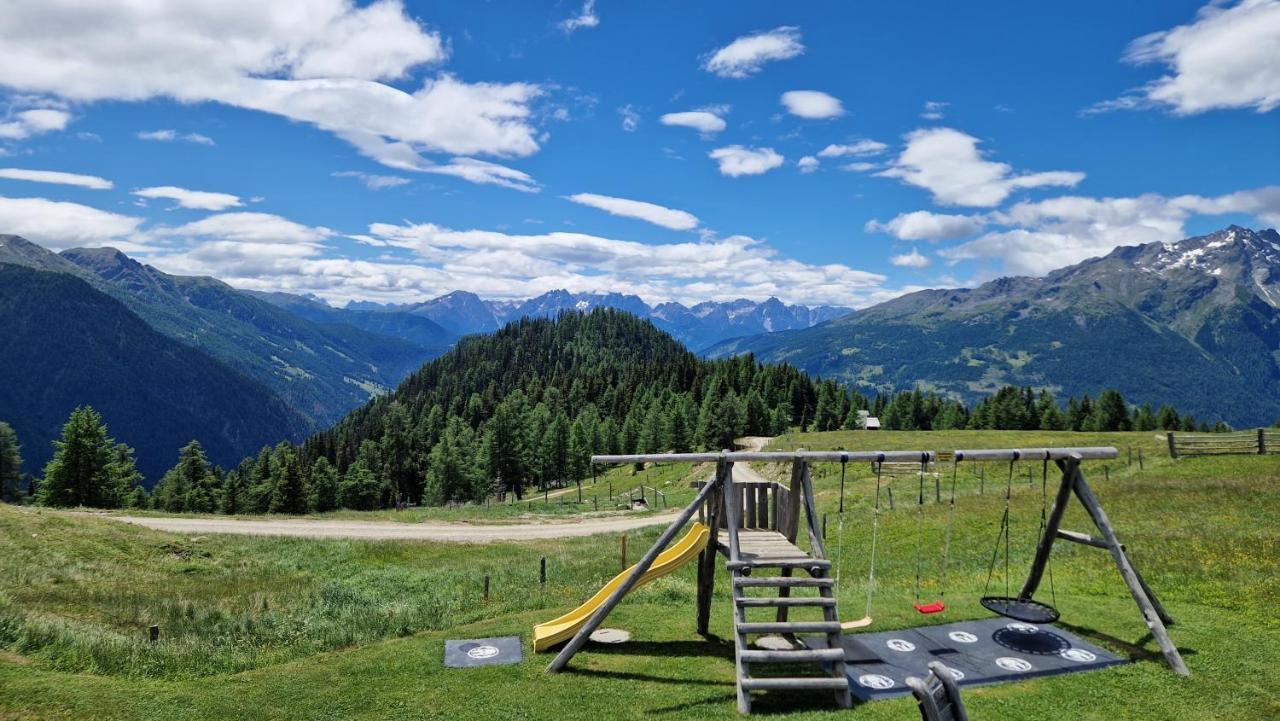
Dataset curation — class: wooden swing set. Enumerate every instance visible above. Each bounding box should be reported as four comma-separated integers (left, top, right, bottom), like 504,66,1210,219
543,446,1187,715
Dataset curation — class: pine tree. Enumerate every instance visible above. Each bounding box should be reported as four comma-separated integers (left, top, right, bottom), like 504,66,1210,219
0,421,22,502
269,443,309,514
38,406,113,508
1133,404,1157,432
338,460,381,510
104,443,144,508
309,457,339,512
154,440,216,513
1156,405,1180,430
567,416,592,484
1090,389,1131,432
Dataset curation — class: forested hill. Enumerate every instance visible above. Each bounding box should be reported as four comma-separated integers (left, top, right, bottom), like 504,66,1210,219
302,309,836,504
0,264,309,481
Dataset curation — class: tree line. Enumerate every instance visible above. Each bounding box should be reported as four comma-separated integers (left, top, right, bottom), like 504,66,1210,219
0,310,1241,513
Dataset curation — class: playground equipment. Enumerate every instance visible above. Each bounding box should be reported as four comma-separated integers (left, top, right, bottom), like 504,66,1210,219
906,661,970,721
532,522,710,651
837,457,877,630
980,458,1059,623
538,446,1187,715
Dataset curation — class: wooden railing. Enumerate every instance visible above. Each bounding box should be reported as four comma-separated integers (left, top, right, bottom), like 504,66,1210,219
1167,428,1279,457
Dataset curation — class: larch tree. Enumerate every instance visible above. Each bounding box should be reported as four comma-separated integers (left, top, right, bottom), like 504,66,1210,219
38,406,112,508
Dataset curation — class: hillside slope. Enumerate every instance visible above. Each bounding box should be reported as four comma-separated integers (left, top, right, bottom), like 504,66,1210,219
0,264,309,481
709,226,1280,427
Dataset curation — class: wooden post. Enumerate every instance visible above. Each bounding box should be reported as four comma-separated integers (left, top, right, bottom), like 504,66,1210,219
822,512,828,540
1019,457,1080,600
483,574,490,600
620,535,627,571
1260,427,1267,455
887,486,895,510
1071,471,1190,676
979,466,985,495
148,625,159,643
548,478,719,672
1138,448,1144,470
1167,432,1178,459
540,556,547,585
593,496,598,512
696,460,727,635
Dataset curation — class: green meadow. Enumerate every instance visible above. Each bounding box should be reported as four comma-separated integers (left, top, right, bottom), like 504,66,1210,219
1,430,1277,720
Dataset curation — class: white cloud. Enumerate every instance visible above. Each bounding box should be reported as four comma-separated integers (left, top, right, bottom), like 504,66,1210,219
0,167,112,189
162,211,334,245
780,90,844,119
703,26,804,79
938,185,1280,275
566,193,699,230
338,133,539,192
817,140,887,158
842,162,878,173
1090,0,1280,115
137,129,215,145
0,194,141,249
331,170,410,189
132,186,243,211
877,127,1085,207
559,0,599,33
0,1,543,186
797,156,819,174
618,104,640,132
890,248,931,268
0,108,71,139
660,110,726,134
921,100,948,120
709,145,784,177
866,211,984,242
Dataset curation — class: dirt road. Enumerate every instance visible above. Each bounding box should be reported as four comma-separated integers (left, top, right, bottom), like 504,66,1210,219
111,510,682,543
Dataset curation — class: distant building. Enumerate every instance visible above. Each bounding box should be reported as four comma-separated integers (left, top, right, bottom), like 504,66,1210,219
864,416,881,431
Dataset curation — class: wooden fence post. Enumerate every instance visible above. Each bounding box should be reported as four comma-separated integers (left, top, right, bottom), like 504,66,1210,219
1167,432,1178,459
620,535,627,571
1260,427,1267,455
540,556,547,585
483,574,490,600
149,625,159,643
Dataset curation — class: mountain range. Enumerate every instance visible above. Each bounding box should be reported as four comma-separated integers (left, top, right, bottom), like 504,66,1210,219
355,289,850,350
708,225,1280,428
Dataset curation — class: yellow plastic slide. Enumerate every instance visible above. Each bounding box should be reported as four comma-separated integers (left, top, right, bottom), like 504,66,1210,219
533,521,711,652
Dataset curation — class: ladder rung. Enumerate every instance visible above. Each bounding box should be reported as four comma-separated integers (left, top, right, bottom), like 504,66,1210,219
728,559,831,571
740,676,850,691
734,576,833,588
737,597,835,608
741,648,846,664
738,621,842,634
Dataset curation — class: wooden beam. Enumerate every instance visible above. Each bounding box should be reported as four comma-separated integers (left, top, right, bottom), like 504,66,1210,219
1071,470,1189,676
695,461,725,636
953,447,1119,462
546,477,719,673
1055,528,1109,549
1019,456,1079,599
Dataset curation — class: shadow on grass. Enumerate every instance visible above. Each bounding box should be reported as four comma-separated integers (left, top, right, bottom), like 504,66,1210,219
1057,621,1197,665
583,637,735,661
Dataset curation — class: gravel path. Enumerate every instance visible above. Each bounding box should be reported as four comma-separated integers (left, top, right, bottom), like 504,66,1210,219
111,510,682,543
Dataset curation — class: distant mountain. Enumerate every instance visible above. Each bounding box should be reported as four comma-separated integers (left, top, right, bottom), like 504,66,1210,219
0,263,309,482
361,288,850,349
54,245,433,427
707,225,1280,427
246,290,453,356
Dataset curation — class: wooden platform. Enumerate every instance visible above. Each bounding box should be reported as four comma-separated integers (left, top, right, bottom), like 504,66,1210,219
716,529,813,565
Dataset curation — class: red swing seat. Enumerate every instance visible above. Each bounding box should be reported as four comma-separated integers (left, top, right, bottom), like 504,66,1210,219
914,600,946,614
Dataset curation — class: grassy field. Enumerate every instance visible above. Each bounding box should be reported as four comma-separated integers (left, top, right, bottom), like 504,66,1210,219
1,430,1277,720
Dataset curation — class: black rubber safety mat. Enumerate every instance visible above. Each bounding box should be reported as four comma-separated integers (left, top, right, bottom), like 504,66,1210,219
443,636,524,668
806,617,1125,700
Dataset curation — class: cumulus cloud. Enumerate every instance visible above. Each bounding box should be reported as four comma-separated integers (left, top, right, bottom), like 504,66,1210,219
566,193,699,230
0,167,112,189
890,248,931,268
660,110,727,134
0,108,71,140
877,127,1085,207
818,140,887,158
703,26,804,78
842,162,879,173
1088,0,1280,115
780,90,844,119
0,1,543,187
709,145,784,177
797,156,819,173
162,211,334,245
132,186,243,211
937,185,1280,275
0,194,141,249
558,0,599,33
866,210,985,242
136,129,216,145
331,170,410,189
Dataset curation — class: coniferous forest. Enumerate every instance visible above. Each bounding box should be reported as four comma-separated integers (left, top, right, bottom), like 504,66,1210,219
5,309,1228,513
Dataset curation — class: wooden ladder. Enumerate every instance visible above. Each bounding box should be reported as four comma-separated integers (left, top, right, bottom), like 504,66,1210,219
720,457,853,714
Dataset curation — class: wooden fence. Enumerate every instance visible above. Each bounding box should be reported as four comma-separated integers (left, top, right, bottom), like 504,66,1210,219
1167,428,1279,458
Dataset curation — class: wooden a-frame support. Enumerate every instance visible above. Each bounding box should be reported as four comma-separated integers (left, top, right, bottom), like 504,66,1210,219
1016,453,1189,676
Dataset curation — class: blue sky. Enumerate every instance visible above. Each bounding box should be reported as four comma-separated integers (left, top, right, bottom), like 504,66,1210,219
0,0,1277,307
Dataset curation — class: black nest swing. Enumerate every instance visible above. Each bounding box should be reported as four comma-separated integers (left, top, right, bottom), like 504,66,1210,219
980,457,1060,625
